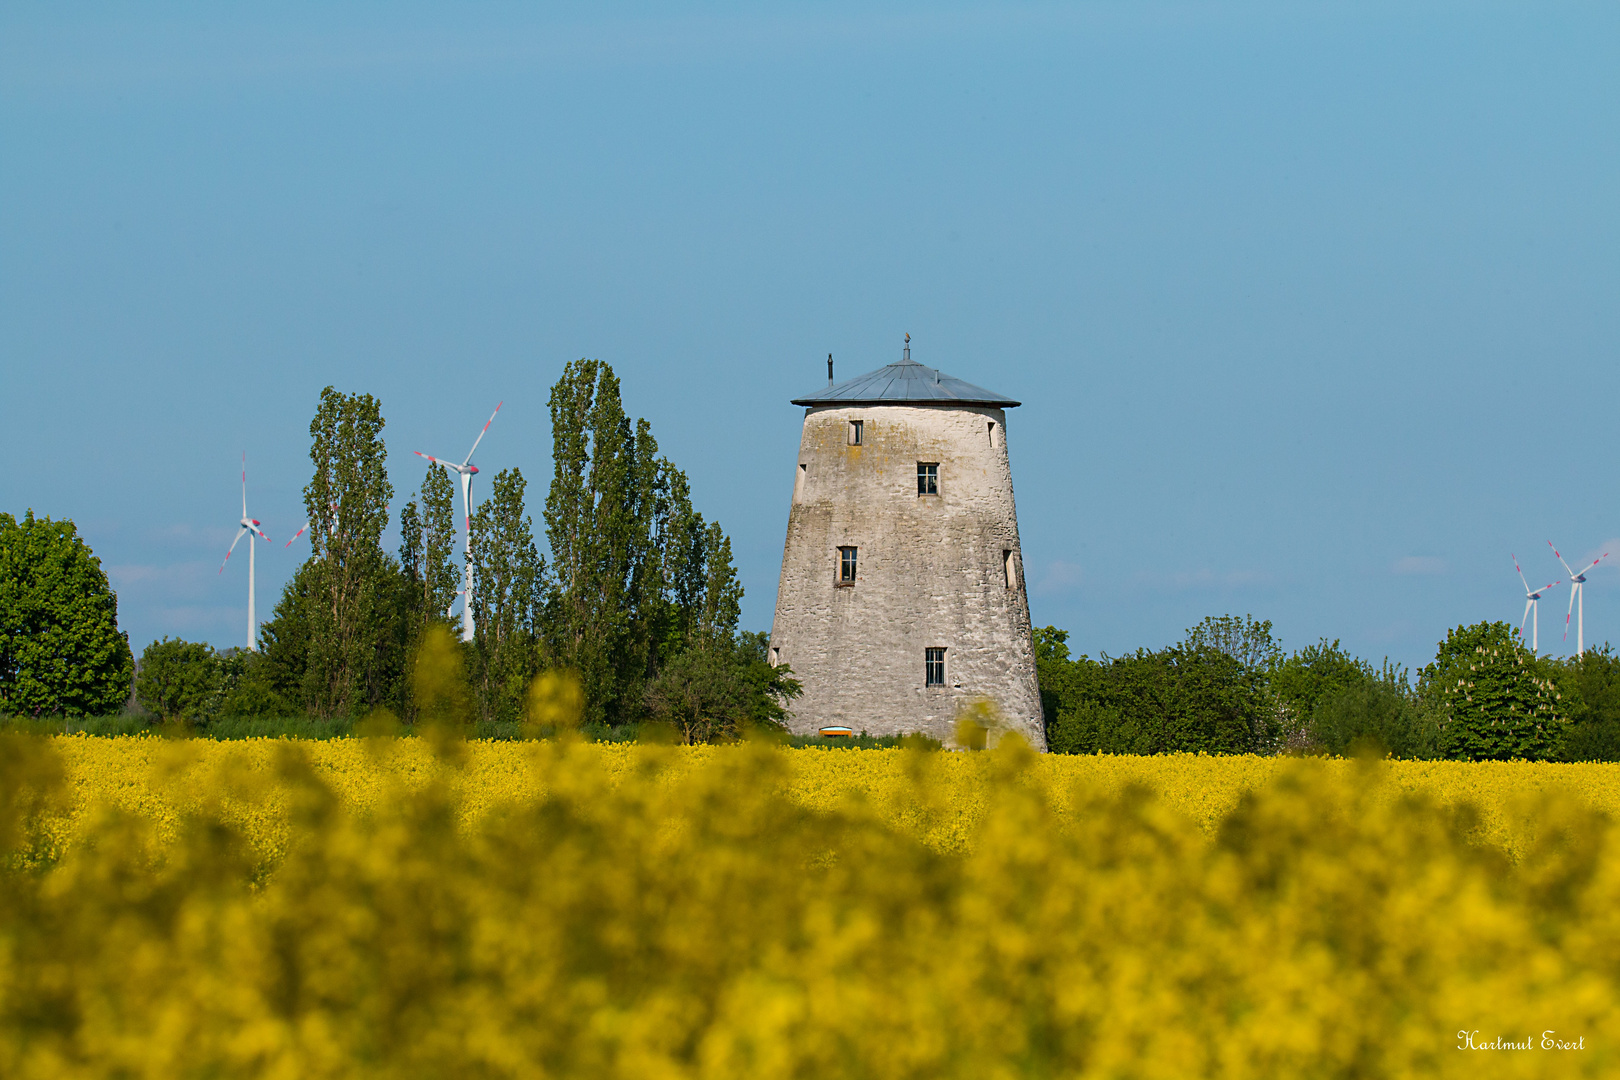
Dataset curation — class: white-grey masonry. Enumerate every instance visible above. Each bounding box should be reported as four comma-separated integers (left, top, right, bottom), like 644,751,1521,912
769,352,1045,748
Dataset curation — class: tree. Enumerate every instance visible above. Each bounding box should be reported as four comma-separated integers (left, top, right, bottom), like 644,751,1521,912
0,511,133,717
1270,639,1372,723
470,468,545,722
399,464,459,632
644,632,800,743
1552,645,1620,761
542,359,746,727
292,387,403,716
1039,618,1273,755
1308,665,1436,759
1420,621,1564,761
698,522,742,641
135,638,220,723
1184,614,1282,671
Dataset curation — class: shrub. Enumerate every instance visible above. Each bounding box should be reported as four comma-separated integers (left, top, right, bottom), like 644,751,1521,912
135,638,220,723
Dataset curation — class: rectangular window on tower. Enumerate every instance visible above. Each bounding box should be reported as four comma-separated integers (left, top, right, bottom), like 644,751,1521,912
925,647,946,687
1004,549,1017,589
848,419,863,446
917,462,939,496
837,546,858,585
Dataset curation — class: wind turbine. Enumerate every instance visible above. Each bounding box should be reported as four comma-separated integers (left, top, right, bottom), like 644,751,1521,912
1549,541,1610,655
1513,553,1560,654
219,453,271,652
415,401,503,642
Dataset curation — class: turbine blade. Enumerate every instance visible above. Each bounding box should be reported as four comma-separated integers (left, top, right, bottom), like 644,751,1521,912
462,401,503,466
1566,581,1578,640
285,523,309,548
220,525,248,572
1521,598,1533,633
1548,539,1576,578
241,452,248,518
1513,554,1531,594
416,450,467,474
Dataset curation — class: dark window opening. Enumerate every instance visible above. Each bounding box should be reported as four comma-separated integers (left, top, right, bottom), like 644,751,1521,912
849,419,863,446
837,546,858,584
925,647,946,687
917,462,939,496
1004,549,1016,589
988,421,997,445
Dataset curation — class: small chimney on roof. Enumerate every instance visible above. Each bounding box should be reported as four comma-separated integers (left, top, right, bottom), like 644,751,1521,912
827,353,834,385
903,333,910,363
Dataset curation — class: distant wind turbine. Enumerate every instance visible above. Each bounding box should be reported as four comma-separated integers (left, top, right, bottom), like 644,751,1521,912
219,453,271,652
1549,541,1610,655
415,401,503,642
1513,553,1560,654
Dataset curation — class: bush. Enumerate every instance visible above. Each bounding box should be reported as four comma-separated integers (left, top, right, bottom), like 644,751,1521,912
135,638,220,724
643,631,801,743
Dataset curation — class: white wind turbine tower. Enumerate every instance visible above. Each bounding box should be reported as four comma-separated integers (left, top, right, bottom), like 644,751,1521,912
415,401,503,642
1549,541,1610,655
1513,553,1560,654
219,453,271,652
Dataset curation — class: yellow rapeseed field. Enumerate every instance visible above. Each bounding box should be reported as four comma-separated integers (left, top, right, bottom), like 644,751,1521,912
3,733,1620,1077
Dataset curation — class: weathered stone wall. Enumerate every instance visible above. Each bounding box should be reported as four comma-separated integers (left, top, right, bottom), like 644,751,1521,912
769,402,1045,748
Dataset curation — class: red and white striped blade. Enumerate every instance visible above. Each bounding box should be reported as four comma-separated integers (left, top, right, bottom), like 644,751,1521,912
461,401,503,466
285,523,309,548
220,524,248,572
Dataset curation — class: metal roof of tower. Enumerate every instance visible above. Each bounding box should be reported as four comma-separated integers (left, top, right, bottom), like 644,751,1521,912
791,346,1020,408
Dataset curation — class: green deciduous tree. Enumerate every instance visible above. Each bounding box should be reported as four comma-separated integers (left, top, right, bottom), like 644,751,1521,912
135,638,220,723
0,511,133,717
470,467,545,722
400,464,459,632
644,632,800,744
1553,645,1620,761
542,359,746,728
266,387,406,717
1421,621,1564,761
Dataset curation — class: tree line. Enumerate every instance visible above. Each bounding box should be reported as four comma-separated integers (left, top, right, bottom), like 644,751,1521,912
1037,614,1620,761
0,360,798,742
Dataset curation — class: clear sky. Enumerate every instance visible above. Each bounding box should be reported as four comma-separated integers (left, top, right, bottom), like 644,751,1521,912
3,1,1617,673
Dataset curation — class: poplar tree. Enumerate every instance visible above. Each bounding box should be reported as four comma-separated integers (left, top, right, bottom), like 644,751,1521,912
397,464,459,722
299,386,400,716
543,359,745,726
400,464,459,628
470,467,544,721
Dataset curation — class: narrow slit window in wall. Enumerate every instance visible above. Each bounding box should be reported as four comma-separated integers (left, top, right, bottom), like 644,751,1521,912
771,646,781,666
988,421,997,446
917,462,939,496
848,419,863,446
794,463,807,501
1004,549,1016,589
925,647,946,687
837,546,858,585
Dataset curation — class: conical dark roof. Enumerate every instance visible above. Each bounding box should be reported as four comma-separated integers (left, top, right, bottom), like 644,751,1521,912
791,358,1019,407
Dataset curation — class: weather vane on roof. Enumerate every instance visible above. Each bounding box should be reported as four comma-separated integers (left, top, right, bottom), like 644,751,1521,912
903,332,910,362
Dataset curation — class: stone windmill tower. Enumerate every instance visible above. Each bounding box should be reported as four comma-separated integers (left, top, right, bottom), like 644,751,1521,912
769,339,1045,748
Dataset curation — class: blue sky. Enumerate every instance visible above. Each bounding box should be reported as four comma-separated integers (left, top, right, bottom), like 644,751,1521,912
3,1,1617,672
